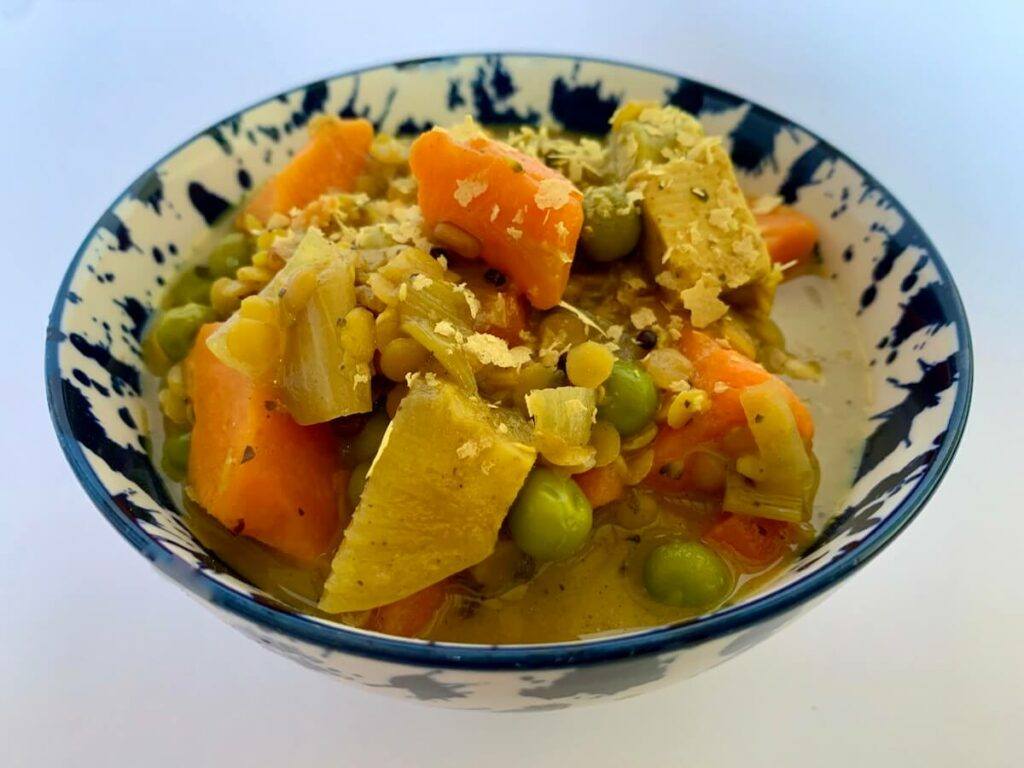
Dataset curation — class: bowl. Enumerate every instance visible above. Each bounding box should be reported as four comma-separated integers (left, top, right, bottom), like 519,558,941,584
46,53,972,711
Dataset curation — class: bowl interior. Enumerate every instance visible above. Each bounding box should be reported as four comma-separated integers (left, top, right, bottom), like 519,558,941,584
47,54,970,664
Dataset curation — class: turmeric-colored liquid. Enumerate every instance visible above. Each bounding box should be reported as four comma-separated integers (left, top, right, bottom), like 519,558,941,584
175,273,870,644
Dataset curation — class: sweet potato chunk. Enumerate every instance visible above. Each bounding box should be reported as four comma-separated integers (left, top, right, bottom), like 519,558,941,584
319,378,536,613
243,117,373,223
185,324,340,561
409,127,583,309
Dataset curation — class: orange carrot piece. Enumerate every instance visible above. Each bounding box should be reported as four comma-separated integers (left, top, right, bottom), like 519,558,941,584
460,266,530,344
242,117,373,224
477,286,529,344
409,128,583,309
756,205,818,269
369,581,450,638
704,513,793,571
185,324,340,562
573,464,626,509
679,327,813,439
648,327,813,492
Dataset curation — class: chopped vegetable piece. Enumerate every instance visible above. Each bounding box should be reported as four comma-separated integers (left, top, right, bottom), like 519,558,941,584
478,286,528,344
398,275,478,392
724,379,818,521
756,205,819,269
319,379,536,613
649,326,814,492
281,253,373,424
204,229,374,423
206,228,340,383
681,328,812,435
704,513,793,570
615,103,771,326
723,471,806,522
185,324,340,562
573,463,626,509
525,386,597,467
461,266,529,344
243,117,373,223
368,581,451,638
508,468,593,561
409,127,584,309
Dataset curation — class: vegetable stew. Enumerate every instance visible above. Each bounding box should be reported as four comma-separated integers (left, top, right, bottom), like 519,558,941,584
144,103,869,643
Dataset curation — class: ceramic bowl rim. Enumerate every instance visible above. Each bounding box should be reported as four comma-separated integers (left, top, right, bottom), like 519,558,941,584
45,52,973,672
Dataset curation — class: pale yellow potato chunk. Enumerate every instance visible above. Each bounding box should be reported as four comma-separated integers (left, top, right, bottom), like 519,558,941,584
319,378,536,613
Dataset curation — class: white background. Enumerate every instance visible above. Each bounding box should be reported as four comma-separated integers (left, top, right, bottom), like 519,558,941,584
2,1,1021,765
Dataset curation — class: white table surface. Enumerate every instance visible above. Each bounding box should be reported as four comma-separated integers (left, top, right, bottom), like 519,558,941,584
2,1,1021,765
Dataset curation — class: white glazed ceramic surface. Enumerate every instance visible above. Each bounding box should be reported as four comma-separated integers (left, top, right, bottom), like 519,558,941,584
46,54,971,711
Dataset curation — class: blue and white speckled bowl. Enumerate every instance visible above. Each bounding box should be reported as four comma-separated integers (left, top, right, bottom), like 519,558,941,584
46,54,971,711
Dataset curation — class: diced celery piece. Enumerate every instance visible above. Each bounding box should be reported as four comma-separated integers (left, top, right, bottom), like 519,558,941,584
205,228,339,379
525,386,597,468
723,470,806,523
281,256,372,424
724,380,818,521
398,275,477,392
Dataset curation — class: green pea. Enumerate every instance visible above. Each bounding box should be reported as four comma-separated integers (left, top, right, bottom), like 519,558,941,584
347,462,371,510
597,360,658,436
161,431,191,481
207,232,252,278
580,184,642,262
141,326,172,377
508,468,592,561
167,267,213,307
348,411,390,465
155,303,216,362
643,540,732,609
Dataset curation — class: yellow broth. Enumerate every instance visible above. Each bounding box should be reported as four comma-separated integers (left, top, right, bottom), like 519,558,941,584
174,272,869,644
